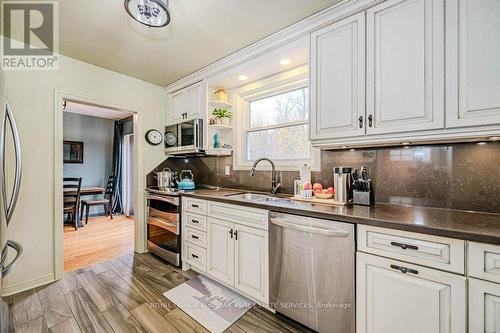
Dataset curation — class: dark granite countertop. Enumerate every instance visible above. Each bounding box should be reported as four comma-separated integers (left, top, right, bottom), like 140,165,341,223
181,188,500,245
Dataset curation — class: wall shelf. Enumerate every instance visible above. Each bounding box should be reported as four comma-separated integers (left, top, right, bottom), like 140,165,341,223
205,148,233,156
208,124,233,130
208,100,233,109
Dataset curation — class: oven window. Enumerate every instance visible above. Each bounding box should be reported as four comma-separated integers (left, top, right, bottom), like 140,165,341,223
180,122,194,146
147,224,179,254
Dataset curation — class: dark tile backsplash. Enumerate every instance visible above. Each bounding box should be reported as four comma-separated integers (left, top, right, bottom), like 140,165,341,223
148,142,500,213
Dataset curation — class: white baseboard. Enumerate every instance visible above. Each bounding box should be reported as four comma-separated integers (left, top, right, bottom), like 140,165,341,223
1,273,55,297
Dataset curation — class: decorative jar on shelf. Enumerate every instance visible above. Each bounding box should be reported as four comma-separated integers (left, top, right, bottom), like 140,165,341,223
221,117,230,126
214,88,228,103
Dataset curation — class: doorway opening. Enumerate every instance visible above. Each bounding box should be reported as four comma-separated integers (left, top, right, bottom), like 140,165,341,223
62,100,136,272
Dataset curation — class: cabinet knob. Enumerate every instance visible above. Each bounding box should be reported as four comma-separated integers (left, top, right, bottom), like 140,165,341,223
368,114,373,127
234,230,238,240
358,116,364,128
229,228,234,238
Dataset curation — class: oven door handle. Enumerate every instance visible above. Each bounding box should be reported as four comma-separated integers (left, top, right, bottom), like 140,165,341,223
147,194,179,205
270,218,350,237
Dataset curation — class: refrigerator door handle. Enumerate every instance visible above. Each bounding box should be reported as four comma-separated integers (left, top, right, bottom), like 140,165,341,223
3,101,22,225
2,240,22,277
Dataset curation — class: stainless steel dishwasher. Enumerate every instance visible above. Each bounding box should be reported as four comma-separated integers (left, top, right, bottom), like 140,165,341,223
269,212,355,333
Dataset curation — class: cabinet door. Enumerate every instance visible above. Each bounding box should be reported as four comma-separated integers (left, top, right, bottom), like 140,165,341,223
310,12,366,140
234,224,268,302
366,0,445,135
356,252,466,333
171,90,185,123
469,278,500,333
207,218,234,285
446,0,500,128
185,83,202,119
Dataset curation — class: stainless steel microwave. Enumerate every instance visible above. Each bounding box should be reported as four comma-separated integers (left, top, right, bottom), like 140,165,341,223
164,118,204,155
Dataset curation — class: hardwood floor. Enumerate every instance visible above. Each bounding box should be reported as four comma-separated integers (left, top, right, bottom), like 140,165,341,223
64,215,135,272
9,253,312,333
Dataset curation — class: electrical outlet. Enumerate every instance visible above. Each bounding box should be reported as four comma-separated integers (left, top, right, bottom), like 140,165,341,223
224,165,231,176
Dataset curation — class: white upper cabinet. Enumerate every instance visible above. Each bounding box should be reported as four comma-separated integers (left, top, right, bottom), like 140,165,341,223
171,90,185,123
446,0,500,128
310,12,366,140
366,0,445,135
167,81,205,124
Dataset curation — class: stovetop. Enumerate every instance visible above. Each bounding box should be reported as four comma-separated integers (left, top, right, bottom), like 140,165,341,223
146,185,219,196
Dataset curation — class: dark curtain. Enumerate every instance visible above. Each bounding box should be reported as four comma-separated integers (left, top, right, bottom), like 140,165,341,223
111,121,123,214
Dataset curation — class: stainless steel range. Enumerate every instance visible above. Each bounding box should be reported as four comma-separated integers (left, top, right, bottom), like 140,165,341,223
145,187,182,266
145,185,218,266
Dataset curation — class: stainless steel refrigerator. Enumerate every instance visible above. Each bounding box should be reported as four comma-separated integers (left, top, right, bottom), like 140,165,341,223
0,72,23,332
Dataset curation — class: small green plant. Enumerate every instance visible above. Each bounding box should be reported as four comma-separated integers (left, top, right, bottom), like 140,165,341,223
212,108,232,119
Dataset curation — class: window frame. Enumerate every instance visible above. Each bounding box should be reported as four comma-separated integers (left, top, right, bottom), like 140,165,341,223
233,66,320,171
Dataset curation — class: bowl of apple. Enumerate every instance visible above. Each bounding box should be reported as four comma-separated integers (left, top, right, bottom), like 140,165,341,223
312,183,335,199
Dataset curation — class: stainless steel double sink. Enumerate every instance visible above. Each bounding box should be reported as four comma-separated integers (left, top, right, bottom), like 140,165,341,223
224,192,290,203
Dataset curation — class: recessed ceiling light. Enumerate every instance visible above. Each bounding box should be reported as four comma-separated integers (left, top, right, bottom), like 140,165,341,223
340,145,348,149
280,58,292,65
488,136,500,141
477,142,487,145
401,142,411,145
238,75,248,81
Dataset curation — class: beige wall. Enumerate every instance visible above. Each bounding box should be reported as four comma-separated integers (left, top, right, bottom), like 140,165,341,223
2,55,166,295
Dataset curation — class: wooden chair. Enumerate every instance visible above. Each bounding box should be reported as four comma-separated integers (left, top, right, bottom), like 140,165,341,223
80,175,117,224
64,177,82,230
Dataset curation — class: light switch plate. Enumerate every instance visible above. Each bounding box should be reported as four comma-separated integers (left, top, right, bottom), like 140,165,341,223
224,165,231,176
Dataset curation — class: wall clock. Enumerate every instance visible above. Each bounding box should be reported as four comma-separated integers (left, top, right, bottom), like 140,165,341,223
145,129,163,145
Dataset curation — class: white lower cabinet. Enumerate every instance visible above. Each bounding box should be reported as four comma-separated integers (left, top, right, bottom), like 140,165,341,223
356,252,467,333
234,224,268,302
469,278,500,333
207,218,234,285
206,217,269,303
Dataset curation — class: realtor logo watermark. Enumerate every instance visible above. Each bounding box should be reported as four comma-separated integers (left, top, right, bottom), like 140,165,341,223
1,1,59,70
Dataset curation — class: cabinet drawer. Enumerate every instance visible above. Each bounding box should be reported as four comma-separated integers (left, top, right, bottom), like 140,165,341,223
358,225,465,274
469,242,500,284
207,201,268,230
185,227,207,248
185,242,206,272
184,198,207,215
184,212,207,232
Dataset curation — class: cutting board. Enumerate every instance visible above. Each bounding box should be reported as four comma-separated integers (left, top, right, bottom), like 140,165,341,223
291,196,348,206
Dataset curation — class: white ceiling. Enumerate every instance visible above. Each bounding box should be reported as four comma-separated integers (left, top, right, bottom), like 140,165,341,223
53,0,340,86
64,101,133,120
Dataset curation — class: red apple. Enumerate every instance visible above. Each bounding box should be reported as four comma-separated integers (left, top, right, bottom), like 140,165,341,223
313,183,323,191
327,187,334,194
303,182,312,190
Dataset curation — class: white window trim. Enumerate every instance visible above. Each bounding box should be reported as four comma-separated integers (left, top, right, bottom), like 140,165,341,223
233,66,321,172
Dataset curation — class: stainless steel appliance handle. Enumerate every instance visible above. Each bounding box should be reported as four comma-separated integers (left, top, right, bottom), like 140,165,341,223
3,102,22,225
147,194,179,206
270,218,350,237
2,240,23,277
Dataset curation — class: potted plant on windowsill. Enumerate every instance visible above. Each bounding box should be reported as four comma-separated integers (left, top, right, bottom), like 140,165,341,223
212,108,232,126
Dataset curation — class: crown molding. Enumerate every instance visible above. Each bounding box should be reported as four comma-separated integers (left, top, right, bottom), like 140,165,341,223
164,0,380,93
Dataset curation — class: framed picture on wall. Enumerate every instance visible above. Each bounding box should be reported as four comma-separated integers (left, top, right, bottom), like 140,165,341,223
63,141,84,163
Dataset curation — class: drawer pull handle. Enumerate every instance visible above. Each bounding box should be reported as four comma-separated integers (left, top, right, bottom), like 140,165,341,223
191,235,199,239
390,241,418,251
390,264,418,275
191,219,199,224
191,204,199,208
191,254,199,259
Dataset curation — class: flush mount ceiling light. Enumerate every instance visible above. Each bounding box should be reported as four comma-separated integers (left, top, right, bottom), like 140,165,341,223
280,58,292,65
238,75,248,81
124,0,171,28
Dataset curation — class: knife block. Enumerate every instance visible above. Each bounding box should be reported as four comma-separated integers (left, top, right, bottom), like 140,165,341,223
353,190,372,206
